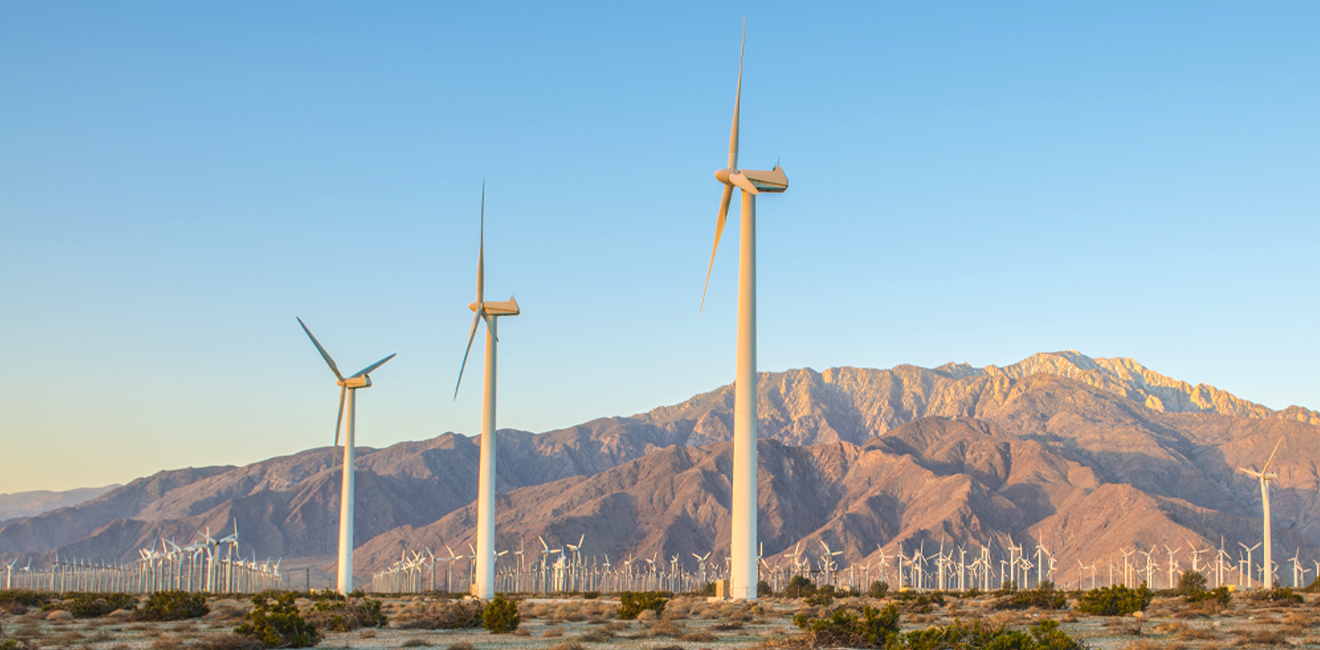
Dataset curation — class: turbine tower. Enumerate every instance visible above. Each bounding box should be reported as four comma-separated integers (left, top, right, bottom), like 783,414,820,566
1240,437,1284,588
455,184,520,599
700,19,789,601
298,317,395,594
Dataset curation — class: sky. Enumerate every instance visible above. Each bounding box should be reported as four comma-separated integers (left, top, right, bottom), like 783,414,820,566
2,2,1318,494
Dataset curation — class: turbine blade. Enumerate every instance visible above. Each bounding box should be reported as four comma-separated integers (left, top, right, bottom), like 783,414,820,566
334,386,346,447
297,317,343,381
453,310,483,399
478,182,485,304
700,184,734,315
351,353,396,378
1262,437,1284,472
729,17,744,171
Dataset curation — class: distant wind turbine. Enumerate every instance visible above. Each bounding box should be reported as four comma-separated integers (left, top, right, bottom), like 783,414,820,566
1239,437,1284,588
298,317,395,594
699,18,789,602
454,183,520,599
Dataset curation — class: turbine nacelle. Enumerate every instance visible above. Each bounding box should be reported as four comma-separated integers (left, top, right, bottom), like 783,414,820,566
469,298,520,317
338,375,372,389
715,166,789,195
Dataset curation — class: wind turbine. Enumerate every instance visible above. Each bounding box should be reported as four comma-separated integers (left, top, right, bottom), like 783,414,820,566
454,184,520,599
699,18,789,602
1240,437,1283,588
297,317,395,594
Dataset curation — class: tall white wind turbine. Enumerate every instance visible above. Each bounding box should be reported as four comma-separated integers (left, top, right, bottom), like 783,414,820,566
699,19,789,602
454,184,520,599
298,317,395,594
1240,437,1284,588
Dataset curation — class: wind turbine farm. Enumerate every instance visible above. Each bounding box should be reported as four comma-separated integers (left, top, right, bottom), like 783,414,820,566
4,4,1320,649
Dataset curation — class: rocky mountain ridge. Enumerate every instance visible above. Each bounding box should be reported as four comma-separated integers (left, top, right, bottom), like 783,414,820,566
2,351,1316,585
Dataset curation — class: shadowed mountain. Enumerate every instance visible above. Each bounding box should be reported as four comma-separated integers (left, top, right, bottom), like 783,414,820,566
0,485,120,525
2,351,1318,586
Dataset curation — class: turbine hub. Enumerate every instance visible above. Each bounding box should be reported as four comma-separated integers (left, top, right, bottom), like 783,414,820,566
714,168,733,184
339,376,371,389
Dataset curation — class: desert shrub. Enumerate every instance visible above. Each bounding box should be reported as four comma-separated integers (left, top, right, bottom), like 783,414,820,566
394,599,483,629
1076,584,1154,616
1249,586,1303,605
616,591,667,620
304,589,346,602
133,590,209,621
1183,585,1231,606
805,584,835,607
868,581,890,598
482,595,520,634
680,630,716,642
1175,571,1206,596
233,592,321,648
994,583,1067,610
0,591,53,615
1305,576,1320,593
42,593,136,618
899,618,1082,650
577,626,613,642
305,595,387,632
793,603,900,648
757,580,773,597
783,575,816,598
196,636,268,650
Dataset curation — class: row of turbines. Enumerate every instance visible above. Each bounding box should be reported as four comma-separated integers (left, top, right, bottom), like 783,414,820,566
3,522,281,594
369,530,1314,595
302,18,786,600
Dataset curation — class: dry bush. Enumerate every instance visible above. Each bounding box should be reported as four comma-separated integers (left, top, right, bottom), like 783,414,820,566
1103,616,1144,637
712,620,744,631
577,626,614,642
680,630,717,642
1124,641,1185,650
360,629,376,638
512,627,530,636
1175,625,1220,641
546,642,585,650
1231,628,1290,647
447,642,476,650
194,635,267,650
543,626,565,637
392,599,482,630
530,602,552,618
399,640,428,648
554,602,587,622
1176,598,1226,618
647,619,685,637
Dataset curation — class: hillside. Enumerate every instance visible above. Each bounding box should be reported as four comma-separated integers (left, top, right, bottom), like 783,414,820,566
2,351,1316,586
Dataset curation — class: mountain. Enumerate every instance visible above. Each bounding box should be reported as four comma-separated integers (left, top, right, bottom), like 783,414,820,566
0,485,120,525
2,351,1317,585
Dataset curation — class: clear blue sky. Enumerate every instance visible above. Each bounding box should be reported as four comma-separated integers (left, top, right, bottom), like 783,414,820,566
2,2,1317,493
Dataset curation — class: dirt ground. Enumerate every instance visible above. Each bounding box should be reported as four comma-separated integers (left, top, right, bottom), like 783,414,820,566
2,592,1319,649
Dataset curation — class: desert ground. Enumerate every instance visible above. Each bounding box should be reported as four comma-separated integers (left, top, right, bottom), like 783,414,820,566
2,589,1318,649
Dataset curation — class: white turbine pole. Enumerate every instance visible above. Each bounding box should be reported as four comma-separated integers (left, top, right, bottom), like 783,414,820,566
1240,437,1283,589
701,19,788,602
338,389,356,593
298,317,394,595
455,185,519,600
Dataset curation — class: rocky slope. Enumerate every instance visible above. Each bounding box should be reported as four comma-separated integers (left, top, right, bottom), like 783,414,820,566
0,485,119,525
2,351,1317,585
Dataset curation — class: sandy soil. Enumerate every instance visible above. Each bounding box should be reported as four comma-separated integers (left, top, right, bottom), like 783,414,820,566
2,592,1319,649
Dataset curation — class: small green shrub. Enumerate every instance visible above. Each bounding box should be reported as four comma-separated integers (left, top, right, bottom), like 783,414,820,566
133,590,209,621
757,580,773,597
993,583,1067,610
306,595,387,632
41,593,136,618
1175,571,1207,596
1183,585,1231,605
1250,586,1303,605
868,581,889,598
793,603,900,649
234,592,321,648
482,595,520,634
899,618,1082,650
783,575,816,598
0,591,53,614
1075,584,1153,616
805,584,836,607
616,591,667,620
